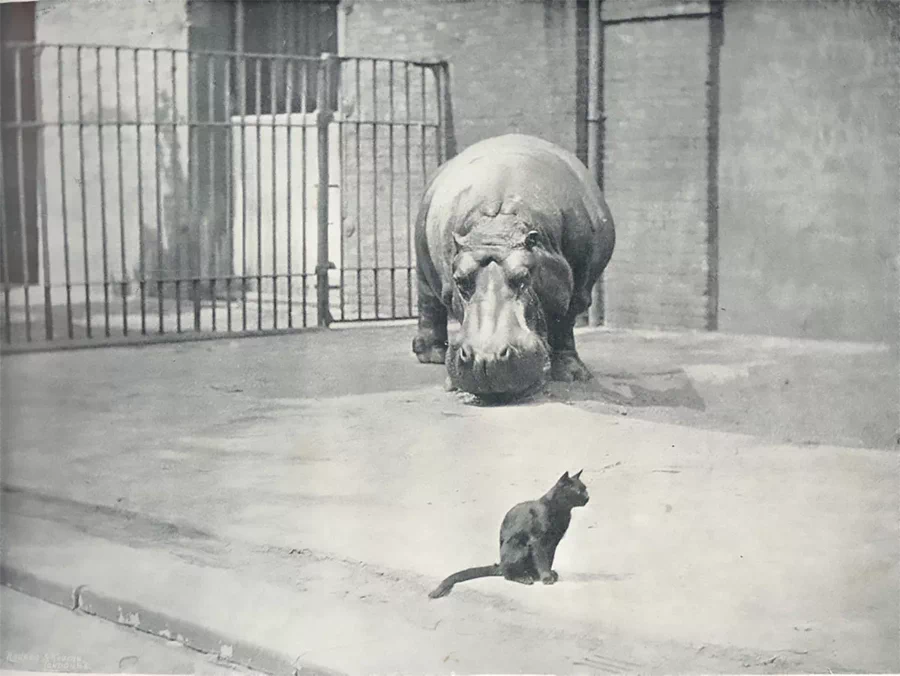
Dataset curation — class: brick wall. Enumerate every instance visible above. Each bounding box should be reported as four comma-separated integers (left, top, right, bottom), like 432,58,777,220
36,0,187,48
339,0,580,320
717,0,899,342
601,1,714,330
343,0,578,151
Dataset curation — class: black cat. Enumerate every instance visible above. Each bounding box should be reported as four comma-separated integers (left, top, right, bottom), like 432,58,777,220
429,470,589,599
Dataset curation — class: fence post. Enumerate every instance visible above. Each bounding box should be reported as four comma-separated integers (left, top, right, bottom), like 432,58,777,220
316,53,337,328
439,61,457,161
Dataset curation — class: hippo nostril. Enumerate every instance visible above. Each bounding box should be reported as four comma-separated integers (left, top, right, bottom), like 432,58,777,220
458,343,474,365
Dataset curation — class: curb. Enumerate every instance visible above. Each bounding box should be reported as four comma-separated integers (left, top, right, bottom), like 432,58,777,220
0,565,79,610
0,564,345,676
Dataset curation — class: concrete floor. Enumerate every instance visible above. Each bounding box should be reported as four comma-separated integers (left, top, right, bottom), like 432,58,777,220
1,325,898,674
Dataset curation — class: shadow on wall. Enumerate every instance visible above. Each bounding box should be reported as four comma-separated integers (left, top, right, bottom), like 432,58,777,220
717,0,900,343
129,91,218,302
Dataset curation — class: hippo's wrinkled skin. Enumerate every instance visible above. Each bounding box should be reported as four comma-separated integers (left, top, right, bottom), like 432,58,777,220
412,134,616,398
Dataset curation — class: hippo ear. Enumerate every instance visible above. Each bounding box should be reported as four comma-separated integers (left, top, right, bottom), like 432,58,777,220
524,230,541,250
573,469,583,480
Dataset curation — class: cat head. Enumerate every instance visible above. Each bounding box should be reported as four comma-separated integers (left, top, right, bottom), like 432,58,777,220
555,469,589,507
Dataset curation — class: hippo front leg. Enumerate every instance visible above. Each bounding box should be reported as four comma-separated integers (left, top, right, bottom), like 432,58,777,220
412,278,448,365
547,311,593,382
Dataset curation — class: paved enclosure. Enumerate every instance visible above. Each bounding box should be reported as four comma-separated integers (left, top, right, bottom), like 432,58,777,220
1,325,898,674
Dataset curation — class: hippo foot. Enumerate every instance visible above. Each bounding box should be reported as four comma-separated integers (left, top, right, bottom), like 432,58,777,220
416,346,448,364
550,351,593,382
412,336,448,365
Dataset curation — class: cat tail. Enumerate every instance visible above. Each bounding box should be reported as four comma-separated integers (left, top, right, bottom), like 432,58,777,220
428,564,502,599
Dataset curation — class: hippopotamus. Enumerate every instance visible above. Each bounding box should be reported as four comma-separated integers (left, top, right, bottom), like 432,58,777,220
412,134,616,398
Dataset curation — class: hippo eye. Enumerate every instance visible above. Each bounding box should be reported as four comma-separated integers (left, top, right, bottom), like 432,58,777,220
509,268,530,293
524,230,541,250
455,274,475,300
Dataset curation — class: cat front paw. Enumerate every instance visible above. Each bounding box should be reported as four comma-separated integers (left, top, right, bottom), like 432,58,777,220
508,575,535,586
541,570,559,585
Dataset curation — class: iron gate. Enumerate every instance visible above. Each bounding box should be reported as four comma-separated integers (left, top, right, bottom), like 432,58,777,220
0,41,454,352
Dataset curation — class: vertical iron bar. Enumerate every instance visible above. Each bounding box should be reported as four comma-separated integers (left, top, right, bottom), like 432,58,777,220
236,0,247,331
371,59,378,319
337,59,345,322
255,57,262,330
135,48,147,335
34,46,54,341
388,60,395,319
285,59,293,328
405,61,412,316
58,47,73,338
190,52,202,334
354,58,361,320
587,0,605,327
434,64,444,166
240,53,248,331
172,51,181,333
575,0,589,170
270,55,278,330
420,66,427,245
154,49,163,333
14,47,33,341
301,59,308,327
0,46,10,343
315,53,333,327
207,54,217,332
440,61,457,161
171,49,183,333
705,0,724,331
96,47,111,337
76,46,91,339
115,47,128,336
225,56,233,332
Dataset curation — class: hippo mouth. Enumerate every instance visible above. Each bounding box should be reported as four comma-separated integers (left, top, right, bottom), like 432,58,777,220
445,333,551,400
443,237,557,399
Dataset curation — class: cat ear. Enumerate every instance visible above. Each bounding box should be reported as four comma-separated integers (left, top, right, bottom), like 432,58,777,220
573,469,583,479
560,471,570,482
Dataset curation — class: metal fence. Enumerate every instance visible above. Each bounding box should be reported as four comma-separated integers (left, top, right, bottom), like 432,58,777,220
0,41,454,351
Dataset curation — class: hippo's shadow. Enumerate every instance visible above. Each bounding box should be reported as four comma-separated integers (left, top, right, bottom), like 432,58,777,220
452,368,705,410
548,368,706,410
452,388,544,408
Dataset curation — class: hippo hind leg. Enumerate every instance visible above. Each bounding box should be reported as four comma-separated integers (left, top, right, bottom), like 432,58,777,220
548,310,593,383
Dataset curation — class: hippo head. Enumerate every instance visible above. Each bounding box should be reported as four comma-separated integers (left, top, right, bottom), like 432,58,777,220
445,222,552,399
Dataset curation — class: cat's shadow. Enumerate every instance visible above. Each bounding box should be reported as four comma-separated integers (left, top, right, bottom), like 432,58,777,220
562,571,632,583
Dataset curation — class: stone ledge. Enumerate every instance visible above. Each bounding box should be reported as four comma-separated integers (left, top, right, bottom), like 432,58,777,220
0,564,345,676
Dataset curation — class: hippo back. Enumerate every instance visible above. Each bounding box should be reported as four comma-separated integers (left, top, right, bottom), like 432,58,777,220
416,134,614,308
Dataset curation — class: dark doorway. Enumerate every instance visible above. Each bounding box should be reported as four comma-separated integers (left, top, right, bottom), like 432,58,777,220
185,0,339,280
1,1,39,285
